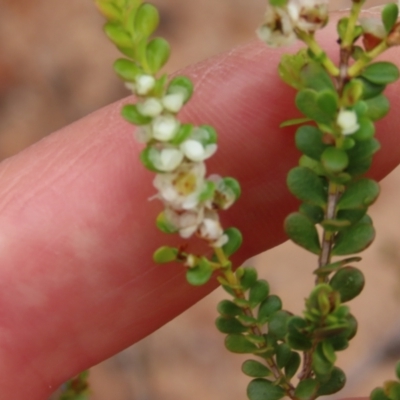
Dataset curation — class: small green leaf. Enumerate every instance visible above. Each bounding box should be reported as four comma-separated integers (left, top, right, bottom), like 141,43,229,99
276,343,292,368
287,167,327,206
330,266,365,302
313,342,334,378
167,76,194,103
295,125,328,161
217,300,243,317
268,310,290,339
198,181,215,202
396,361,400,381
134,3,159,37
146,38,170,73
225,334,258,354
113,58,142,81
242,360,272,378
316,90,338,117
280,117,312,128
104,22,133,48
342,80,363,106
215,316,247,334
285,352,301,379
295,89,333,125
221,227,243,257
371,388,391,400
321,147,349,173
332,216,375,255
365,94,390,121
156,211,177,233
153,246,178,263
300,61,335,92
316,367,346,396
382,3,399,33
284,213,321,254
299,203,324,224
338,178,380,210
258,295,282,322
122,104,152,125
357,77,386,100
299,155,325,176
170,123,193,145
238,267,258,290
294,379,319,400
247,379,285,400
278,49,310,90
287,317,312,350
222,177,241,200
186,258,213,286
95,1,121,21
362,62,400,85
313,257,362,275
352,117,375,141
249,280,270,307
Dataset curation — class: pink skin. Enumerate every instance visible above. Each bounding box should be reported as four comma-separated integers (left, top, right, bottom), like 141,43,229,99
1,11,400,399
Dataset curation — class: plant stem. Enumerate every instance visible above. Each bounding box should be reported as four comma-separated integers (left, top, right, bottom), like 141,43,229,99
341,0,364,50
295,30,340,77
214,250,296,398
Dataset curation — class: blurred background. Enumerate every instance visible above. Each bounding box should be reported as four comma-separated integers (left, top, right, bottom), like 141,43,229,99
1,0,400,399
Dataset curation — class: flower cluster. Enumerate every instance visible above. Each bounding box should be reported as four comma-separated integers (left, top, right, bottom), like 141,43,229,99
257,0,329,47
127,73,240,247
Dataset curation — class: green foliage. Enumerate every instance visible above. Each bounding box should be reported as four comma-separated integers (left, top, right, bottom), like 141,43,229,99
113,58,142,81
287,167,327,207
357,77,386,100
268,310,290,339
278,49,310,90
382,3,399,33
329,267,365,302
238,267,258,290
217,299,243,317
294,379,319,400
153,246,178,263
59,371,90,400
332,215,375,255
295,125,327,161
225,334,258,354
284,351,301,379
362,62,400,85
221,227,243,257
258,295,282,323
316,367,346,396
299,203,324,224
284,212,321,254
186,258,213,286
167,76,194,103
223,177,242,200
299,61,335,92
352,117,375,141
321,147,349,173
155,211,178,233
122,104,152,125
134,3,159,38
365,95,390,121
146,38,171,73
371,388,392,400
249,280,270,307
215,316,247,334
242,360,272,378
247,379,285,400
338,178,380,210
287,317,312,350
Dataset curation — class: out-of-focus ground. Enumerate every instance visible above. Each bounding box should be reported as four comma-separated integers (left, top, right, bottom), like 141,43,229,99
1,0,400,399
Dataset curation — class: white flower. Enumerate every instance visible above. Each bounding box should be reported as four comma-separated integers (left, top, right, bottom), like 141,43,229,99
180,140,217,162
164,207,204,239
135,75,156,95
148,147,184,172
152,115,180,141
153,162,206,210
257,6,297,47
137,98,163,117
162,93,185,113
337,109,359,135
359,18,386,40
199,210,225,245
288,0,329,33
212,234,229,248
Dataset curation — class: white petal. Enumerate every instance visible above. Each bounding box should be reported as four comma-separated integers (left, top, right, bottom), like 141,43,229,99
137,98,163,117
153,115,180,141
337,109,359,135
180,140,206,161
158,148,184,171
135,75,156,95
162,93,185,113
211,234,229,248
